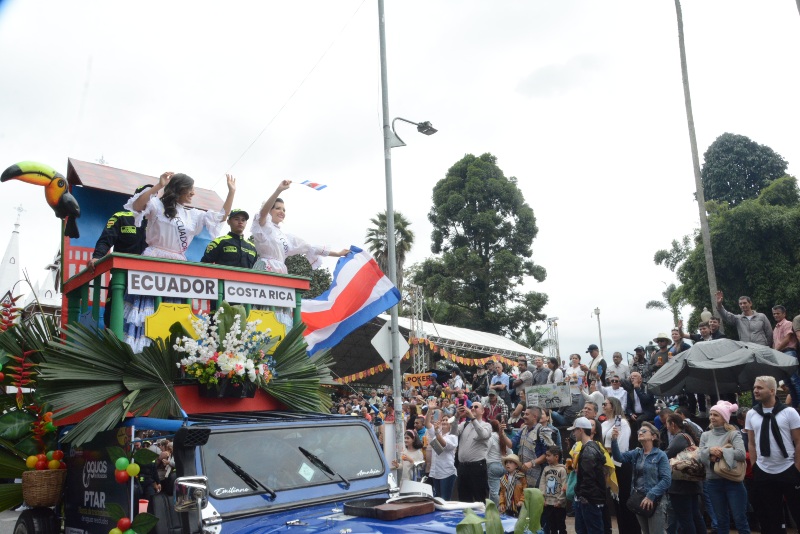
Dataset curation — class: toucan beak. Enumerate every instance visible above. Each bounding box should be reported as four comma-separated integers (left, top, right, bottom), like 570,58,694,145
1,161,61,186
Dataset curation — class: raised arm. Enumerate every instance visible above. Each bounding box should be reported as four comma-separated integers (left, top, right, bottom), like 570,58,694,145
221,174,236,217
258,180,291,225
715,290,736,324
132,172,171,212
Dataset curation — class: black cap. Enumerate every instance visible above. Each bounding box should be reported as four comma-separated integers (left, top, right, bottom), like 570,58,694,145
634,345,645,352
228,208,250,220
586,344,599,353
135,184,154,195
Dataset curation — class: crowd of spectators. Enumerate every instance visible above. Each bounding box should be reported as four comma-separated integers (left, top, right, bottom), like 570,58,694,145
332,292,800,534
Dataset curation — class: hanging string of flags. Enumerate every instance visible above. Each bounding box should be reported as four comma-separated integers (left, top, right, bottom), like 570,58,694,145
334,336,521,384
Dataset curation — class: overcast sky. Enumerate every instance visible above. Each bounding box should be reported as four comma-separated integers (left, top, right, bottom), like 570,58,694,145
1,1,798,365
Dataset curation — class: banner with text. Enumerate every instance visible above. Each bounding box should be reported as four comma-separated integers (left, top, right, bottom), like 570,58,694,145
224,280,296,307
404,373,434,388
127,270,218,300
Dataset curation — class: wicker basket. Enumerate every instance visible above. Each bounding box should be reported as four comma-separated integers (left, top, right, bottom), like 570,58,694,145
22,469,67,507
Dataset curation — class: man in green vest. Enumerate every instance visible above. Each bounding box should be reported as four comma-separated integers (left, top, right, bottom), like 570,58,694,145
201,209,257,268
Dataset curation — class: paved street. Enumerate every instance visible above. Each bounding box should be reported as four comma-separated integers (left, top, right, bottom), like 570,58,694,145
0,510,18,534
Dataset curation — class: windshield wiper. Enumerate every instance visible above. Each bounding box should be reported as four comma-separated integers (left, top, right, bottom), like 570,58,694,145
218,454,276,500
298,447,351,489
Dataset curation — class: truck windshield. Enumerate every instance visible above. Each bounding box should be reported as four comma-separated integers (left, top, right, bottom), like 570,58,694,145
201,422,385,498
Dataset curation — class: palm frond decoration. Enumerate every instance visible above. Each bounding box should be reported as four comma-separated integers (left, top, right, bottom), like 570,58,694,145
37,324,182,446
25,309,336,446
0,484,23,514
261,322,335,413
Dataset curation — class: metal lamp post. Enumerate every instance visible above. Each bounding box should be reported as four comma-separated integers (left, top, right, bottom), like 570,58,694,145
594,307,604,356
378,0,437,471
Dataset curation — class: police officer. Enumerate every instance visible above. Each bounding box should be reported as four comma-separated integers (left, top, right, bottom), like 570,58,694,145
87,184,152,328
201,208,257,268
86,184,152,273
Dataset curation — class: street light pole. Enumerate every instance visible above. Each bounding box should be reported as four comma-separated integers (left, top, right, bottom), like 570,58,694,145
376,0,404,471
594,307,604,357
377,0,437,474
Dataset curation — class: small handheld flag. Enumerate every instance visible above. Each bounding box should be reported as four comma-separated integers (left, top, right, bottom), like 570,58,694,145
300,180,327,191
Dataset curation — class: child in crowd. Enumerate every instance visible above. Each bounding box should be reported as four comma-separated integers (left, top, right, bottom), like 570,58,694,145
499,454,526,517
539,445,567,534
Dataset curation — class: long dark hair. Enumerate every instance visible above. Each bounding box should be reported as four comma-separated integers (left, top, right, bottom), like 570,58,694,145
404,430,423,451
161,173,194,219
490,419,507,456
666,413,699,443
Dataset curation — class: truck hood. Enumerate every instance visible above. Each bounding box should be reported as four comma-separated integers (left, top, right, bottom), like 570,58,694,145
216,501,516,533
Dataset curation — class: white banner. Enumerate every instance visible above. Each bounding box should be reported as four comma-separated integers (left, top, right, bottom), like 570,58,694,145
525,383,572,410
127,270,218,300
224,280,296,307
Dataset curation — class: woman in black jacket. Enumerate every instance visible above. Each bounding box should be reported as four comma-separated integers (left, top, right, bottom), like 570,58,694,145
664,414,704,534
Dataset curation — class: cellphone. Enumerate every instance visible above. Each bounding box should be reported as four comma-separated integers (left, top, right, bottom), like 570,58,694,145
614,415,621,428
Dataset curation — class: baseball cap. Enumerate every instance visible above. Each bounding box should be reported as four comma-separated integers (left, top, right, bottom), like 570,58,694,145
488,390,497,396
567,416,593,431
228,208,250,220
634,345,645,352
135,184,154,195
586,344,599,353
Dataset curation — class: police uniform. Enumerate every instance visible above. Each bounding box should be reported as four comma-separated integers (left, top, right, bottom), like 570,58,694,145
92,211,148,260
92,197,151,329
201,232,257,268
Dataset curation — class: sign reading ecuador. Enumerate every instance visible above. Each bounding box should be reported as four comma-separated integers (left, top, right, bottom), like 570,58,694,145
127,270,218,300
224,280,296,307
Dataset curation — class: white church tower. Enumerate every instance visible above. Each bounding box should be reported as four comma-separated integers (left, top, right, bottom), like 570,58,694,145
0,206,23,303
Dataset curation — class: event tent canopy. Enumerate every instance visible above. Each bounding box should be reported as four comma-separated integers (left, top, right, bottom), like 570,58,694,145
328,314,543,387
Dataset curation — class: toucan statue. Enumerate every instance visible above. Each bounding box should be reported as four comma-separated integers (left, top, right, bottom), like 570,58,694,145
1,161,80,238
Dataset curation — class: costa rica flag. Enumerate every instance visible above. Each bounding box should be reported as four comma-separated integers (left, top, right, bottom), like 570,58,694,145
300,180,327,190
301,246,401,355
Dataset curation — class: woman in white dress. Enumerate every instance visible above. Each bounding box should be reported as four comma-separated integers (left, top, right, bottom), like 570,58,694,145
122,171,236,351
250,180,349,329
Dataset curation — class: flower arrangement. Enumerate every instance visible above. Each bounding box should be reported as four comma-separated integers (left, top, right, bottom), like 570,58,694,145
173,302,277,389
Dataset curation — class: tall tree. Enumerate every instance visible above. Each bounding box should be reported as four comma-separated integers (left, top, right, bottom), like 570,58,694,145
365,211,414,293
413,153,548,337
645,283,686,325
665,176,800,338
701,133,788,206
674,0,721,328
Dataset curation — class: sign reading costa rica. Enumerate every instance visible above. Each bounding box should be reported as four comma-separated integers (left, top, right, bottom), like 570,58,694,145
224,280,296,307
127,270,218,300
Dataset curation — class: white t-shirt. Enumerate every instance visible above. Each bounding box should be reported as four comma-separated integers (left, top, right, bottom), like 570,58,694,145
487,432,503,464
602,417,631,465
745,406,800,474
428,432,458,479
565,365,585,395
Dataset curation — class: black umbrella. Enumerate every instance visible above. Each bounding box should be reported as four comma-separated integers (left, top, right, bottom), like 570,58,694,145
648,338,798,397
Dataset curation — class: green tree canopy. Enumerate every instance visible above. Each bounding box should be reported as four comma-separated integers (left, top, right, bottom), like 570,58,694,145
701,132,788,206
660,175,800,335
413,153,547,337
286,255,332,299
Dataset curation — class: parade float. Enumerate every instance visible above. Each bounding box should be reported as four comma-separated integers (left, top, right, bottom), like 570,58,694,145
0,159,536,534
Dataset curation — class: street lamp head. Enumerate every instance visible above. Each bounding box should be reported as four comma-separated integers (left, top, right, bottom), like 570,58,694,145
416,121,437,135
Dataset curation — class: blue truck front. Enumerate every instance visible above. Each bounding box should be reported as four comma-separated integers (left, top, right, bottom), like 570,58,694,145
171,413,516,533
